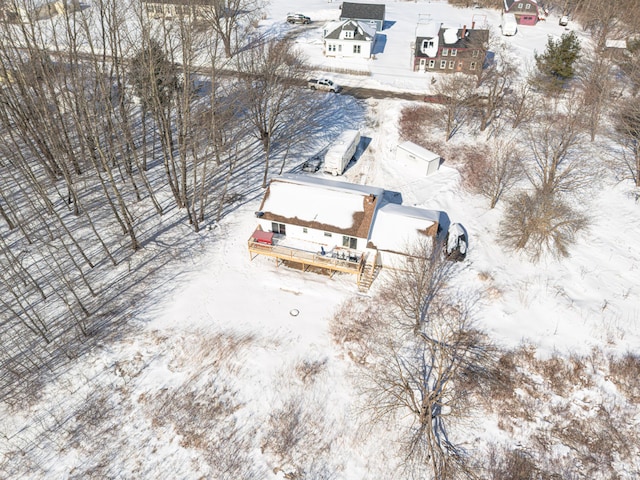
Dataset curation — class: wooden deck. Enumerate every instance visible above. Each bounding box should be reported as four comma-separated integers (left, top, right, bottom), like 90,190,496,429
247,237,376,290
248,240,362,273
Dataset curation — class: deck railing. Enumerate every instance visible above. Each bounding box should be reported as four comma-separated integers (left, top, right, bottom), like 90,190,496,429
248,238,364,275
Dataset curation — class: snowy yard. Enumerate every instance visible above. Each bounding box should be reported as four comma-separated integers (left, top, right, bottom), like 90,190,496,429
1,0,640,478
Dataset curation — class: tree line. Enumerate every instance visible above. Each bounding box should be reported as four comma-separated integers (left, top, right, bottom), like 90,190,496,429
0,0,316,399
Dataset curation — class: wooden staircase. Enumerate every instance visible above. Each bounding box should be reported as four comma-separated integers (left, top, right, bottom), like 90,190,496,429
357,253,380,292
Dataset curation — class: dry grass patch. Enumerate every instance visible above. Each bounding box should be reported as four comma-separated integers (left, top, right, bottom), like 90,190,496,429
149,380,259,479
476,345,640,478
168,331,256,374
607,352,640,402
261,396,334,479
295,357,327,384
329,297,384,364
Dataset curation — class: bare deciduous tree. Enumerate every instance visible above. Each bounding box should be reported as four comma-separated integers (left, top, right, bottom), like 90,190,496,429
432,74,477,141
577,52,616,141
235,38,307,187
524,104,587,197
613,96,640,187
475,45,517,133
380,238,457,335
461,137,525,208
201,0,265,58
505,80,537,129
499,189,588,261
364,242,495,479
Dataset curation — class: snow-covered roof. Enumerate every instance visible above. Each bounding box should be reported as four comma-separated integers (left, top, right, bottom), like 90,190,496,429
324,19,375,41
257,174,442,247
504,0,538,12
605,39,627,49
258,174,383,239
415,26,488,58
397,141,440,162
370,203,440,252
415,21,439,39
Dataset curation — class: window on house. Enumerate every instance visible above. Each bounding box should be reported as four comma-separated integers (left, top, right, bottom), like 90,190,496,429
328,44,336,52
448,60,455,69
525,3,531,8
353,45,361,54
472,49,479,57
344,30,353,38
422,39,434,50
458,61,463,69
272,222,286,235
324,232,332,237
440,60,447,69
342,236,358,249
303,228,308,234
470,62,477,70
518,3,523,8
428,59,435,68
338,44,342,52
451,49,457,56
442,48,449,56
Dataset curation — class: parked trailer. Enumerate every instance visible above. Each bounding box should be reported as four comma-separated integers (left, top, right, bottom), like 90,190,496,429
323,130,360,176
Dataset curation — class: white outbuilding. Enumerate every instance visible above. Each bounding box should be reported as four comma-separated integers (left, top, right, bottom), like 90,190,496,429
395,141,441,176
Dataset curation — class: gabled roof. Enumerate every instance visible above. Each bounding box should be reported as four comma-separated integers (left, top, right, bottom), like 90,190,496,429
504,0,538,11
258,174,383,239
340,2,385,21
415,26,488,58
439,26,489,49
324,19,375,41
369,203,440,252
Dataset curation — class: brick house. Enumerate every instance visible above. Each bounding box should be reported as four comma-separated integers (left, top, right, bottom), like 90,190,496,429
413,23,489,77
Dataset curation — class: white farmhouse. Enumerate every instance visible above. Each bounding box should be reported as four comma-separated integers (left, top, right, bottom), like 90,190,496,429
248,174,444,291
323,19,376,59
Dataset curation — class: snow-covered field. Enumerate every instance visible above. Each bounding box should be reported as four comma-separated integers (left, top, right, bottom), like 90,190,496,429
2,1,640,478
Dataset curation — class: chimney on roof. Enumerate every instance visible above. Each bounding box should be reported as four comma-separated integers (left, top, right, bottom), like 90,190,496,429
461,24,467,38
471,21,475,29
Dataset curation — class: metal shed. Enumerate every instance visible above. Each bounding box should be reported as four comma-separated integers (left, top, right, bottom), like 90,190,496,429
395,141,440,176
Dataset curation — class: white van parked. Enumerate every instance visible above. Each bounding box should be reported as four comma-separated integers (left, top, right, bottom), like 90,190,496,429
500,13,518,36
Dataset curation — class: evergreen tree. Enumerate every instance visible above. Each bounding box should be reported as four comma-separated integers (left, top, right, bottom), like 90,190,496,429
534,31,581,91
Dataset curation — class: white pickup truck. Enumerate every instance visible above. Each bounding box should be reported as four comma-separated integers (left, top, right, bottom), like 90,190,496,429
307,78,342,93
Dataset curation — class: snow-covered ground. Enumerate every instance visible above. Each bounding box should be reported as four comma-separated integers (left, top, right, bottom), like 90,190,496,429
2,1,640,478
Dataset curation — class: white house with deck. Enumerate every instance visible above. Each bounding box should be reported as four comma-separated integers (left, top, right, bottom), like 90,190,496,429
248,174,444,291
